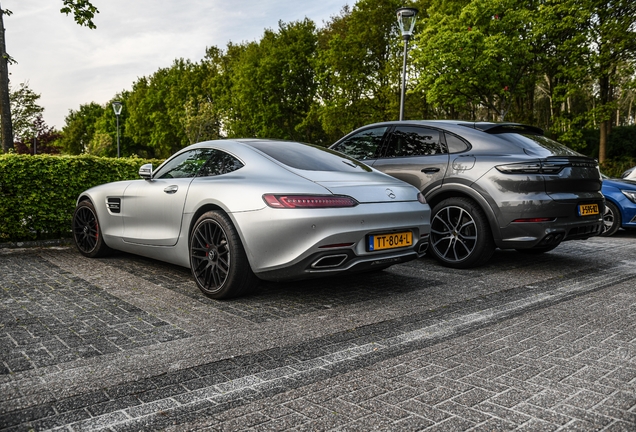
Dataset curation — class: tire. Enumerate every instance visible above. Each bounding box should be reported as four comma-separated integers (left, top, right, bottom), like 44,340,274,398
516,243,560,254
189,211,258,299
72,200,113,258
429,197,495,268
600,201,621,237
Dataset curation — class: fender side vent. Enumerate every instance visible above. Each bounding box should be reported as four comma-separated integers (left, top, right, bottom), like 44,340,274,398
107,198,121,213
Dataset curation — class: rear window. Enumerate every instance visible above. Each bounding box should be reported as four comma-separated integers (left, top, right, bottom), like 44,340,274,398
497,133,582,157
244,140,371,172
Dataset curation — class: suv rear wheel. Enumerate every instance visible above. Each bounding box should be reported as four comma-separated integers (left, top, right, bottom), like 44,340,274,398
429,197,495,268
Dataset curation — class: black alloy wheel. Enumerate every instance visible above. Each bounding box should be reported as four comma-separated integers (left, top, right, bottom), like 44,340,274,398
429,197,495,268
601,201,621,237
72,201,112,258
189,211,258,299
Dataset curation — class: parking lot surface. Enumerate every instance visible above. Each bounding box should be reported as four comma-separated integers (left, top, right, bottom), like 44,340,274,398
1,232,635,431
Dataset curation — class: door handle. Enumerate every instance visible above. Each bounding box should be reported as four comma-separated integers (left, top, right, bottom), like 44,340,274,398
421,167,441,174
164,185,178,194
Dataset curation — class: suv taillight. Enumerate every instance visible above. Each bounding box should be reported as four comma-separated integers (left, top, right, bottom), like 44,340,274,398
496,161,567,174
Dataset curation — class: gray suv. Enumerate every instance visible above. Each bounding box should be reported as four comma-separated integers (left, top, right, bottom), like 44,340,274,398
330,121,604,268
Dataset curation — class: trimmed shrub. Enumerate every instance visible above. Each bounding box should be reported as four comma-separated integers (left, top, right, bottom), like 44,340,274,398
599,156,636,179
0,155,163,242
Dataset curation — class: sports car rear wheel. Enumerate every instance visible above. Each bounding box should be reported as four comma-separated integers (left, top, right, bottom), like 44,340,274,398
72,200,112,258
600,201,621,237
429,197,495,269
190,211,258,299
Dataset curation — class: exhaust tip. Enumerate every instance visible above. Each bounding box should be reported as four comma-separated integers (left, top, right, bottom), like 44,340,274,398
311,254,348,269
418,242,429,254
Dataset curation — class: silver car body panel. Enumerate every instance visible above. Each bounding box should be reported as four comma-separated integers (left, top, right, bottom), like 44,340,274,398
77,139,430,279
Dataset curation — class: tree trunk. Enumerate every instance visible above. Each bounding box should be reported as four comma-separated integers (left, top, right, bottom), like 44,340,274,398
599,120,608,163
0,6,13,153
597,70,613,164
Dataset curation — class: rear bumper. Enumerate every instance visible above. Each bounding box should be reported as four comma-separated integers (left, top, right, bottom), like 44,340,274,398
232,201,431,273
496,196,604,249
254,239,428,281
497,217,603,249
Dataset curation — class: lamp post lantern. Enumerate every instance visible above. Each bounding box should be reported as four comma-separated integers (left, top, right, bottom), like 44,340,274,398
112,101,123,157
396,7,418,121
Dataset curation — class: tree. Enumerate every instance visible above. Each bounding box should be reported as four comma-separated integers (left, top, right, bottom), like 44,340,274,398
124,59,210,158
57,102,104,154
413,0,540,122
9,81,44,141
14,114,61,155
314,0,406,141
0,0,99,153
585,0,636,162
223,19,320,142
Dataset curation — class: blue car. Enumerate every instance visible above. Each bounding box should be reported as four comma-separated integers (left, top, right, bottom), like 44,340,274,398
601,176,636,236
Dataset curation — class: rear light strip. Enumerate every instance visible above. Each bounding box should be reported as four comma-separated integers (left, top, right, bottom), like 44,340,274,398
496,161,575,174
263,194,359,208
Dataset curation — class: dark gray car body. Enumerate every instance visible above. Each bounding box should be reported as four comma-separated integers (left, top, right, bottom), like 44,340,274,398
331,120,604,266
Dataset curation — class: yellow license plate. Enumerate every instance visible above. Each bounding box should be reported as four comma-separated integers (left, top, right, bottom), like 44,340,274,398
368,231,413,251
578,203,599,216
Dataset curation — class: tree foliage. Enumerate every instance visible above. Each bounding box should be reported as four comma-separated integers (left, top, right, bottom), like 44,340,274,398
54,0,636,163
0,0,99,153
10,82,45,141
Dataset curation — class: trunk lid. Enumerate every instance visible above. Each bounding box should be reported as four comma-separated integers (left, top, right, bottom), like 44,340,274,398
297,170,420,204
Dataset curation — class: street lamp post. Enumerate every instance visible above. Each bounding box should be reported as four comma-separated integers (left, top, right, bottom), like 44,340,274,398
112,101,123,157
396,7,418,121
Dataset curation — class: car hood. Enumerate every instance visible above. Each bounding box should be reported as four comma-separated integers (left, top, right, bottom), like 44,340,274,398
602,178,636,190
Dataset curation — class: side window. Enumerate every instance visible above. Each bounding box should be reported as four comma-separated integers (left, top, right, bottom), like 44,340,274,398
154,149,214,179
332,127,387,160
198,150,244,177
385,127,443,157
445,132,470,153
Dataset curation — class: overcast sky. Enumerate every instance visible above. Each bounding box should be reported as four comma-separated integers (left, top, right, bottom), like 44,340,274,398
4,0,349,129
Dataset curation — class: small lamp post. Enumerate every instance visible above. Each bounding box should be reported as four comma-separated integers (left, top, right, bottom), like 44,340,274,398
112,101,123,157
396,7,418,121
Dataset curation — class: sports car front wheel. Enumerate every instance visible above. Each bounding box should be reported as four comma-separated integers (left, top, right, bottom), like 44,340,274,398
189,211,258,299
429,197,495,269
72,200,113,258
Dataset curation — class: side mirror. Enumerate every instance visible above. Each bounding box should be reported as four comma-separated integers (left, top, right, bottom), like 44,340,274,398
139,163,153,180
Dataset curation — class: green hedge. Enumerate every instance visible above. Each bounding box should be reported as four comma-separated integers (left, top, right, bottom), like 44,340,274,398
599,156,636,179
0,155,163,242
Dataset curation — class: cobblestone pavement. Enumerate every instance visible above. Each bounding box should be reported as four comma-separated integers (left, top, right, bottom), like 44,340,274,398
1,231,635,431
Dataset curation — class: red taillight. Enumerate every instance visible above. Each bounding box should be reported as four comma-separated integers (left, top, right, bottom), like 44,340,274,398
512,217,555,223
263,194,358,208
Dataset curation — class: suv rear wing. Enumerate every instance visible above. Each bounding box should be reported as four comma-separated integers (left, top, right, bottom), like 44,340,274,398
459,122,544,136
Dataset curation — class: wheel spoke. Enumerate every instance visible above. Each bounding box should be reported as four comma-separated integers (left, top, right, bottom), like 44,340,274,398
73,207,100,254
191,219,231,293
431,204,479,263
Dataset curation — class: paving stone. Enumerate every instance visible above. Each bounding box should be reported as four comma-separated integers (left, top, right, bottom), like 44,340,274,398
2,236,636,430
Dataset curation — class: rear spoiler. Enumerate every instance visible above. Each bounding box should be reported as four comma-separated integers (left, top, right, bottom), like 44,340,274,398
458,122,544,136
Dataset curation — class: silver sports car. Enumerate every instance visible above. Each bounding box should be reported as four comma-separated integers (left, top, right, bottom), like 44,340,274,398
72,139,431,299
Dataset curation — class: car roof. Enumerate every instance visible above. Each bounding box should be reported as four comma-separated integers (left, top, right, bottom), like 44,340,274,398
351,120,544,136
